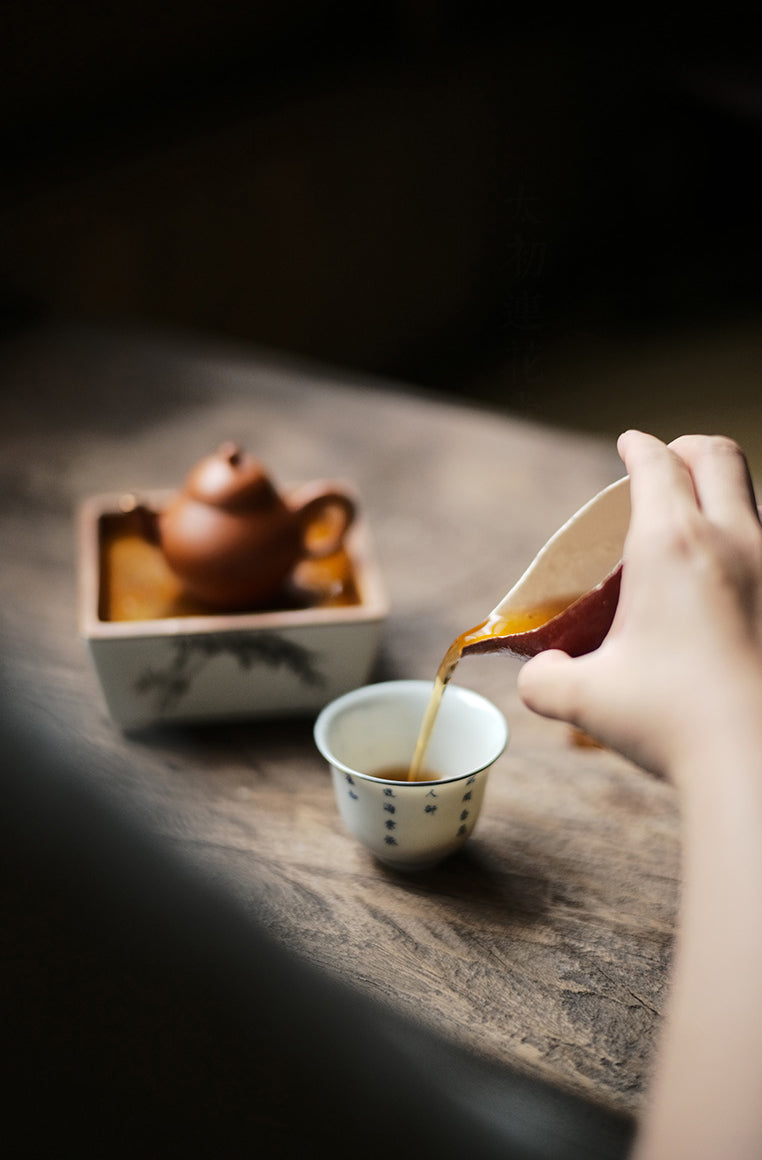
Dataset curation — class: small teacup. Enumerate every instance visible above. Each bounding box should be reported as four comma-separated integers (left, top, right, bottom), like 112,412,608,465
314,679,509,871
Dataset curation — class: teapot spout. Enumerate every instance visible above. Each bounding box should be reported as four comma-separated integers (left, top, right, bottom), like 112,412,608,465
116,494,161,544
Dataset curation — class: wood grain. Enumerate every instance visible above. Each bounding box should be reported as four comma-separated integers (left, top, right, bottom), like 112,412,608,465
0,321,678,1128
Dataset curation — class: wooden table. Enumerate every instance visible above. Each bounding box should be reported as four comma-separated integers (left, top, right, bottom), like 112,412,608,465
0,322,678,1158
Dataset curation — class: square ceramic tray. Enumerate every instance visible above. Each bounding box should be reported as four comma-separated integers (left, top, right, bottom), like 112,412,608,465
78,485,388,729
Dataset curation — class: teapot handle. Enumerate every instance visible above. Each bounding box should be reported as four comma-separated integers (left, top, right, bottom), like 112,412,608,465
290,483,356,559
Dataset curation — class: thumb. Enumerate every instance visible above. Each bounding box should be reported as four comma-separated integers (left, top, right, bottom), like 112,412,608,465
517,649,584,725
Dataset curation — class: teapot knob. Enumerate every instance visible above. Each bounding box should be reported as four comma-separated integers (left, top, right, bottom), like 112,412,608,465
184,443,278,511
220,441,241,464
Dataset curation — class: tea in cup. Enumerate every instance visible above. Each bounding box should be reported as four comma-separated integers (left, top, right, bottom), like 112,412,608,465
314,679,508,871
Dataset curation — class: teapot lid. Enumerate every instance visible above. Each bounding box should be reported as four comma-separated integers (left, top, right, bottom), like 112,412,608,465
183,442,279,511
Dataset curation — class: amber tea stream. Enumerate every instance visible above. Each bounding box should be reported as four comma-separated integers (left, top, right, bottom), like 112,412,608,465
406,597,578,782
400,476,631,781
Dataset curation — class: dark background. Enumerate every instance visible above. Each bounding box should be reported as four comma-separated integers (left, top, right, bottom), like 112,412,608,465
2,11,760,1152
3,3,762,415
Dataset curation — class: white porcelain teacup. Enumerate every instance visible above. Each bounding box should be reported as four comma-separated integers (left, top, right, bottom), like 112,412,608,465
314,679,509,871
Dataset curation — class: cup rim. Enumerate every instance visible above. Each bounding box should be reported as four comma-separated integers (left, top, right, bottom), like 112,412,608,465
313,678,509,786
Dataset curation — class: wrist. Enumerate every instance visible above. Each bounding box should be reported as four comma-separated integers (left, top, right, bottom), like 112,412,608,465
665,664,762,800
669,704,762,868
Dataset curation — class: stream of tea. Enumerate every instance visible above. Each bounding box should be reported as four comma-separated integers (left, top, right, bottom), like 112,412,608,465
406,598,575,781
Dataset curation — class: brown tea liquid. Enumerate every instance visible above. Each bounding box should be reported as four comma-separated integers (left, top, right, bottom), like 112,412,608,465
371,765,440,783
406,598,575,782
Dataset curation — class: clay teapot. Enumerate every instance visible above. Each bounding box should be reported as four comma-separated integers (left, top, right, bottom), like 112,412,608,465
155,442,356,610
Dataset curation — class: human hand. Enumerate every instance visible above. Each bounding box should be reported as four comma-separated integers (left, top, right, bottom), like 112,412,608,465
517,431,762,781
